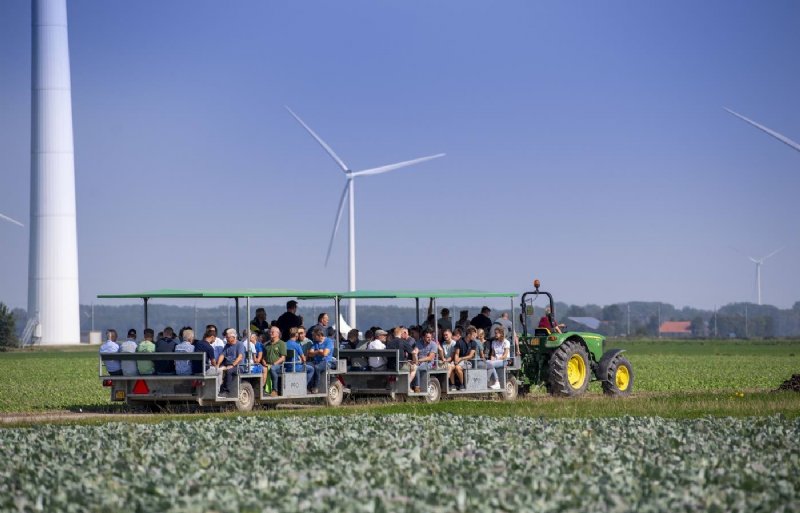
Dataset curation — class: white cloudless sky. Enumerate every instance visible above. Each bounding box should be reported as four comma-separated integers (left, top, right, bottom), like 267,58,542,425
0,0,798,310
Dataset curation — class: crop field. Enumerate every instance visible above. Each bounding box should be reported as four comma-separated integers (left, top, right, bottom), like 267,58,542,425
1,414,798,512
0,339,798,414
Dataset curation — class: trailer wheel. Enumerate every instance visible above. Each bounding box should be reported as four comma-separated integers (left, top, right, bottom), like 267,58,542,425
602,355,634,396
424,377,441,403
548,340,590,396
235,381,255,412
326,380,344,407
501,376,518,401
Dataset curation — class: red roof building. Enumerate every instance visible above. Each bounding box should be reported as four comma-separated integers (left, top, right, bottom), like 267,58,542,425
659,321,692,336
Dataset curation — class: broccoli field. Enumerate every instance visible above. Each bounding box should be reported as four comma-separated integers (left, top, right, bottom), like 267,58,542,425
1,414,798,512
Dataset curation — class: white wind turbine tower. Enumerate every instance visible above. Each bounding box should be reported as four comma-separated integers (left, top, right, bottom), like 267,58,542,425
287,107,445,328
748,248,783,306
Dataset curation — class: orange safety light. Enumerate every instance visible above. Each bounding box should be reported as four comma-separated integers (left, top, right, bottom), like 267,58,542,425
533,279,541,290
132,380,150,395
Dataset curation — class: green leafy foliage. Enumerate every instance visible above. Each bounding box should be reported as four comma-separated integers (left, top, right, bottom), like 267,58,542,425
0,415,798,512
0,303,18,349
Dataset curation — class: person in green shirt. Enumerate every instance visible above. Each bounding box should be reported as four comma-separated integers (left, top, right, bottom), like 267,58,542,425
264,326,287,397
136,328,156,375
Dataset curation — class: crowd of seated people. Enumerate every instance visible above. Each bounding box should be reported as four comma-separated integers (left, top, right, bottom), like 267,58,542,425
99,305,520,396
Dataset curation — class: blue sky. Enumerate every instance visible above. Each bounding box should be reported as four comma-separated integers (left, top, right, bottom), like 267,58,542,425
1,0,798,311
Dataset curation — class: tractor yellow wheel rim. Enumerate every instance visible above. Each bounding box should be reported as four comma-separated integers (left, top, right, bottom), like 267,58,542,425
567,354,586,389
615,364,630,391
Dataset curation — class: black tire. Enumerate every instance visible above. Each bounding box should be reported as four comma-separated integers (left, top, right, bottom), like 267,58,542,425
424,377,441,404
326,379,344,407
235,381,255,412
501,375,518,401
548,340,590,396
602,355,634,396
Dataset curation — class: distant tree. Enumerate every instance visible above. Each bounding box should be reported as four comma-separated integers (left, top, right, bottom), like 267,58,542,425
690,316,706,337
0,303,18,348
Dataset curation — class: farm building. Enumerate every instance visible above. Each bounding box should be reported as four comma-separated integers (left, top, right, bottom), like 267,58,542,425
659,321,692,338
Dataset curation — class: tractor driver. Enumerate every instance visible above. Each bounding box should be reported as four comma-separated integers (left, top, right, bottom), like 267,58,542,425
538,307,564,333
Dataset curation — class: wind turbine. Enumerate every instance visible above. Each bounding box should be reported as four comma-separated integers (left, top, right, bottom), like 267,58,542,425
748,248,783,306
286,107,445,328
724,108,800,153
0,213,24,227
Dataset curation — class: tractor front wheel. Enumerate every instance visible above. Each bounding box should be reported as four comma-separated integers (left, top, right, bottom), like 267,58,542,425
602,355,634,396
548,340,590,396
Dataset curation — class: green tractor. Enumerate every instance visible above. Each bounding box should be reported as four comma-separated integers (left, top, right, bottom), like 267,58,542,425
518,280,633,396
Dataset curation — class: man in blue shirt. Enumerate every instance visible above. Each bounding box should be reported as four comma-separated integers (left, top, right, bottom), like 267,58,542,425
216,328,244,396
99,329,121,375
306,327,335,393
413,329,438,393
285,327,314,388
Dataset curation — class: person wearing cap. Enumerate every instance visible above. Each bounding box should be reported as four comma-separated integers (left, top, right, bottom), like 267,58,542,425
119,328,139,376
367,329,388,370
276,300,303,341
470,306,493,332
538,306,564,333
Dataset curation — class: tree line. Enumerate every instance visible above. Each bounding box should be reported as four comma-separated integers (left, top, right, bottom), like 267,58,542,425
3,299,800,347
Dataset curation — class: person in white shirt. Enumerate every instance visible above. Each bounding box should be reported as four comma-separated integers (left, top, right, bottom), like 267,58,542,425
100,329,121,375
486,326,511,390
367,329,388,370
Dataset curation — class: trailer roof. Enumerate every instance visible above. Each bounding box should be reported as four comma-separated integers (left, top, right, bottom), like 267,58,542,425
98,288,517,300
97,288,334,299
331,289,517,299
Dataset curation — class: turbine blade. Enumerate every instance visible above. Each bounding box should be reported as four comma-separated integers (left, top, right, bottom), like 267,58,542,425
0,213,24,227
724,108,800,153
762,247,784,261
349,153,446,178
285,106,350,172
325,180,350,266
748,256,759,264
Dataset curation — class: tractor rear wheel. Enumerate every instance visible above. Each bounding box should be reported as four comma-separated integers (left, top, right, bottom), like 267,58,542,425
602,355,634,396
548,340,590,396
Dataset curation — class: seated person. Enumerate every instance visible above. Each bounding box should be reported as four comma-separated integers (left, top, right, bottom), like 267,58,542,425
174,329,195,376
486,326,510,390
216,328,244,396
193,329,218,375
538,307,564,333
120,329,139,376
154,327,178,375
367,329,388,370
412,329,438,393
386,327,417,383
136,329,157,376
440,329,460,389
306,327,336,393
264,326,287,397
285,327,314,388
100,329,121,376
453,327,481,390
